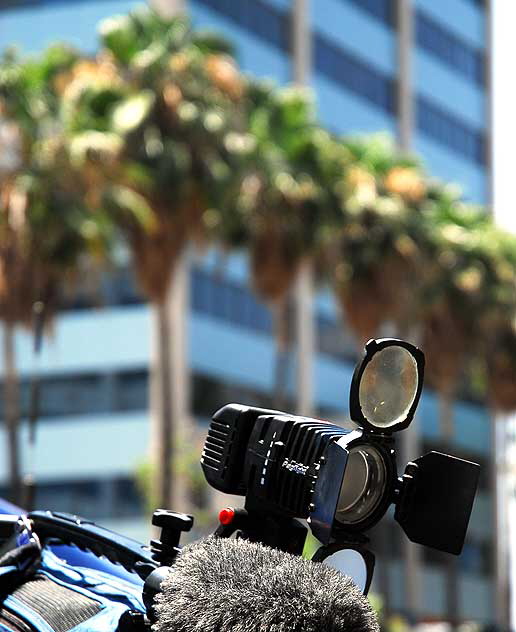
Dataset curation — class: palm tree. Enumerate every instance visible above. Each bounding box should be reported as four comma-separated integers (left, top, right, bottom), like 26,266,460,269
323,134,516,416
420,193,516,432
212,82,344,410
65,5,249,509
0,45,111,502
324,135,426,345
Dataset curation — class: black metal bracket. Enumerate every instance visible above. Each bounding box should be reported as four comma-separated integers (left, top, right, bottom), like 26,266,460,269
214,507,308,556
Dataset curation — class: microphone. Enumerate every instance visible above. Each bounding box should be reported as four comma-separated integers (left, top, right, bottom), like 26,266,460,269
153,536,380,632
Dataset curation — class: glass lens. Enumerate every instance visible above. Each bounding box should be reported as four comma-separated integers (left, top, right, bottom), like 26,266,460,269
358,345,418,429
335,445,386,526
321,549,368,592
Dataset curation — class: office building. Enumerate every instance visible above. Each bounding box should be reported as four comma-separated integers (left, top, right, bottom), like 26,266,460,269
0,0,492,623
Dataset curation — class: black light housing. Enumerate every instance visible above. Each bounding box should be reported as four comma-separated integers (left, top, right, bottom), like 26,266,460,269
394,451,480,555
201,337,480,594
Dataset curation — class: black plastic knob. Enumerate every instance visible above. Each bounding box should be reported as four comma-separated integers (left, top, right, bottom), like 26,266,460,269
152,510,193,534
150,510,194,565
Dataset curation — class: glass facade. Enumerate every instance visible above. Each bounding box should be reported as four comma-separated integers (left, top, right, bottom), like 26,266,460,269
0,0,492,622
417,95,486,164
314,33,395,113
344,0,393,26
416,9,484,84
194,0,290,51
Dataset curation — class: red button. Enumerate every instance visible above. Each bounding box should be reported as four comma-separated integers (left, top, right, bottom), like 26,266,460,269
218,507,235,525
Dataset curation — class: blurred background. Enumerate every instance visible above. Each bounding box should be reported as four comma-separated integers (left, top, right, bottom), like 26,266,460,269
0,0,507,630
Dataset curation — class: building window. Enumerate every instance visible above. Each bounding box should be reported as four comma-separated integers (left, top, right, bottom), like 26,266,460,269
191,373,276,419
114,370,149,412
416,10,484,85
21,477,145,520
317,313,357,363
343,0,394,27
416,96,486,165
60,266,143,312
314,33,395,114
0,0,50,8
0,370,150,420
193,0,290,52
33,479,102,518
111,477,146,518
422,538,491,575
191,267,273,335
17,374,107,418
469,0,484,6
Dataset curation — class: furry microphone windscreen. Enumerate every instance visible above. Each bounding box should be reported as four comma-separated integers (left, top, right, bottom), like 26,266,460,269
153,536,380,632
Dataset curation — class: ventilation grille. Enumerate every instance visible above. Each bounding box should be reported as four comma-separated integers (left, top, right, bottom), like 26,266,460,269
201,420,230,473
11,575,101,632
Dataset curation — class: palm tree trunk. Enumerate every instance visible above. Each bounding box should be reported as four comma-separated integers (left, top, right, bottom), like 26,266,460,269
445,554,459,629
438,389,457,626
492,410,511,628
295,259,314,416
292,0,311,85
153,300,174,509
490,3,516,625
168,251,190,513
292,2,315,418
376,528,391,623
400,420,422,619
3,322,22,504
150,251,191,511
272,297,291,411
271,265,315,419
397,318,422,621
438,391,454,440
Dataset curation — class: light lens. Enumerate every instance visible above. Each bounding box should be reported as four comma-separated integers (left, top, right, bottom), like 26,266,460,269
335,445,386,526
358,345,418,429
